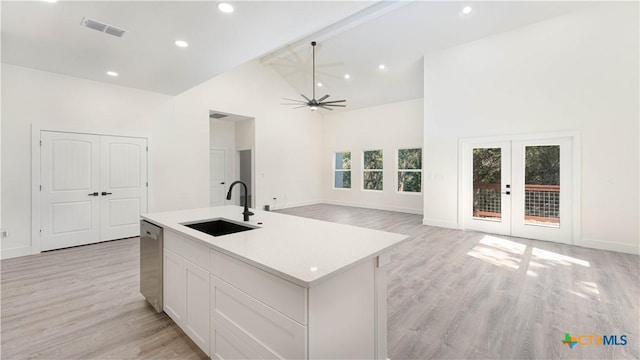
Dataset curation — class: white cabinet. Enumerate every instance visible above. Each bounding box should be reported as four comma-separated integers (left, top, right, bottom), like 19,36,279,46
163,248,185,323
210,274,306,359
163,231,210,356
184,261,209,351
162,229,389,359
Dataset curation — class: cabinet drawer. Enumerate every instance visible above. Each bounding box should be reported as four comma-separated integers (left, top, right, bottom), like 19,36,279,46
210,249,307,325
210,314,279,360
211,275,306,359
165,229,208,269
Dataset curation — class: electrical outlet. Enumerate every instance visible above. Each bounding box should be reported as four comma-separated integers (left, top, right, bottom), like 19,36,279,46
1,229,9,238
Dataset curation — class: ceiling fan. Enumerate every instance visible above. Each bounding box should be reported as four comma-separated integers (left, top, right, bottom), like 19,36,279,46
282,41,346,111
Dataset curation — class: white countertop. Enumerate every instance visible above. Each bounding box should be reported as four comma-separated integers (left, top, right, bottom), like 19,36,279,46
141,205,408,287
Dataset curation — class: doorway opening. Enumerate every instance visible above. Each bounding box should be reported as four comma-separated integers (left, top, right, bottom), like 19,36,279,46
209,110,255,208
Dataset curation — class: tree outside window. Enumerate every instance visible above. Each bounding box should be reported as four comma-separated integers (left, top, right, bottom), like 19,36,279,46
397,148,422,193
363,150,383,191
334,152,351,189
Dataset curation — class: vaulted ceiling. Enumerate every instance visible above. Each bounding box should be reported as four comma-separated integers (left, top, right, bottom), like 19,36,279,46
2,1,594,111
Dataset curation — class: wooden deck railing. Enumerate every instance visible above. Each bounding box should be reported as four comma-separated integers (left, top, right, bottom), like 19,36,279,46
473,184,560,223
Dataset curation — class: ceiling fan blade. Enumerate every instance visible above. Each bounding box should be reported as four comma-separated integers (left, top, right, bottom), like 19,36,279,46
317,94,330,102
319,106,334,111
282,103,308,106
294,105,308,109
321,99,346,104
300,94,312,102
322,104,346,107
282,98,307,103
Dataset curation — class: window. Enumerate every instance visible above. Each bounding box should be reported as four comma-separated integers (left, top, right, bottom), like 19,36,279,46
334,152,351,189
397,148,422,193
363,150,383,191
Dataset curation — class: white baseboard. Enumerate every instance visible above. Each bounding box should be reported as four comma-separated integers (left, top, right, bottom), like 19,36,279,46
321,200,423,215
1,246,33,260
578,238,640,255
272,200,322,211
422,218,459,229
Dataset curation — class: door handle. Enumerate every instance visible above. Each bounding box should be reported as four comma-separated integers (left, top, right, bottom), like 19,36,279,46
502,191,511,195
101,192,113,196
88,192,99,196
220,182,225,185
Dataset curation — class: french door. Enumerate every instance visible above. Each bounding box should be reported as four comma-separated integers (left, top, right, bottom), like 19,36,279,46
40,131,147,251
461,136,573,244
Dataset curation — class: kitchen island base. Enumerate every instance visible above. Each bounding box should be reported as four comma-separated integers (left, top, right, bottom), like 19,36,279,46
163,228,391,359
142,206,407,359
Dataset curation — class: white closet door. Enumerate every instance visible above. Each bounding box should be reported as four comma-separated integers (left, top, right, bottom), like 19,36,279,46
210,149,226,206
100,136,148,241
40,132,101,251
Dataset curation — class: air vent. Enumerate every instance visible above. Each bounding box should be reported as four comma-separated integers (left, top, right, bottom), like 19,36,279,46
209,113,229,119
81,17,127,38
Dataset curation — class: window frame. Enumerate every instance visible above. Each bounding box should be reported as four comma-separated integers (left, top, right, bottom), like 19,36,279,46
333,151,352,190
362,149,384,192
396,147,423,194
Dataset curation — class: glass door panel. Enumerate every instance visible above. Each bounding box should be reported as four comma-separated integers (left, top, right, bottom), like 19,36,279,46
524,145,560,227
512,137,572,244
473,148,502,221
463,141,511,236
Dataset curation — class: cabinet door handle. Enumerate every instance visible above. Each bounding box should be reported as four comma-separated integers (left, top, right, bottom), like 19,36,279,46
101,192,113,196
88,192,99,196
220,182,225,185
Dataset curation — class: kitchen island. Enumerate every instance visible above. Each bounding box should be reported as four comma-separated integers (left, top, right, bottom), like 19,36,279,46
141,205,408,359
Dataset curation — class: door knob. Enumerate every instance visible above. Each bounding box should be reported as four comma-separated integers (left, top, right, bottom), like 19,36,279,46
88,192,99,196
220,182,225,185
101,192,113,196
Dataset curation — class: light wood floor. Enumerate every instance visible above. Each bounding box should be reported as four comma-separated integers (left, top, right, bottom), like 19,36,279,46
2,204,638,359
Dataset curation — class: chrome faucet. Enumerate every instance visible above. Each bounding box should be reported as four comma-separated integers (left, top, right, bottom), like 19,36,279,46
226,181,254,221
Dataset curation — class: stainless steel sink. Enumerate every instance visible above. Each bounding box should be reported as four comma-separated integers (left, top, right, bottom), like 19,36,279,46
182,219,256,237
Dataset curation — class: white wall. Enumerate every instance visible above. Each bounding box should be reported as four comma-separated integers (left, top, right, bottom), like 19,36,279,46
174,59,323,211
322,99,423,214
422,4,639,254
1,64,183,257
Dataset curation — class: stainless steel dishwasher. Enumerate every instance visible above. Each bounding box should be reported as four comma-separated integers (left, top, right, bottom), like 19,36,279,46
140,220,163,312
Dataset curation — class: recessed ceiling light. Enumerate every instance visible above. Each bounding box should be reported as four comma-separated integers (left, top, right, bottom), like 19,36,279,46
106,71,118,77
174,40,189,48
218,3,234,13
317,82,323,87
462,6,472,15
344,74,351,79
378,64,386,70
